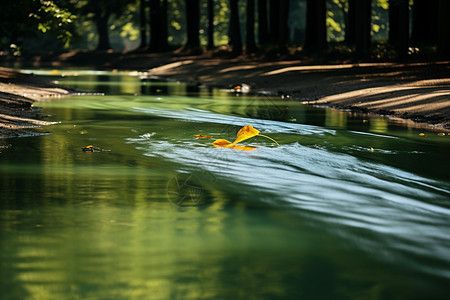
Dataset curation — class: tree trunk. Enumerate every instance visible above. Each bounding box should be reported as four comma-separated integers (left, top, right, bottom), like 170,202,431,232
246,0,257,54
149,0,161,51
437,0,450,57
139,0,147,49
207,0,215,50
389,0,409,57
269,0,279,44
345,0,356,45
229,0,242,55
354,0,371,58
161,0,168,50
278,0,290,52
258,0,269,46
185,0,200,50
304,0,326,53
95,14,111,50
411,0,438,45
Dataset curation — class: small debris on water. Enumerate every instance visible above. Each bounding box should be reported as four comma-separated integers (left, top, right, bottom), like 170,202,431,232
81,145,110,152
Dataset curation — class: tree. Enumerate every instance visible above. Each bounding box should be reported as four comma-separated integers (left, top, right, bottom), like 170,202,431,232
229,0,242,55
389,0,409,58
246,0,257,54
0,0,76,54
77,0,129,51
207,0,215,50
354,0,371,57
278,1,290,52
304,0,327,53
147,0,168,52
269,0,280,44
437,0,450,57
138,0,148,49
183,0,201,51
345,0,356,45
258,0,269,46
411,0,438,45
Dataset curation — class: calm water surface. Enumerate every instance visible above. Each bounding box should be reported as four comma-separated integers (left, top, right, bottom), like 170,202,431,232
1,70,449,299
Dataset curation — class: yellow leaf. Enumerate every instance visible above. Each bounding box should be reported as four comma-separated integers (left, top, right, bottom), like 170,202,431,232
233,125,260,144
212,139,234,147
212,139,256,151
232,145,257,151
212,124,278,151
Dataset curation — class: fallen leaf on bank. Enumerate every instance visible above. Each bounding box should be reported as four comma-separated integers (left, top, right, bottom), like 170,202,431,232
195,134,213,138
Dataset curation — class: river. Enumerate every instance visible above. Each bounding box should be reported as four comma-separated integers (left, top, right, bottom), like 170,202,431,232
1,70,449,299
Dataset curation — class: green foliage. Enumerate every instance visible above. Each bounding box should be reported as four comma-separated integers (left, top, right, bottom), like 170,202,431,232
326,0,346,42
0,0,77,53
372,0,389,41
35,0,77,47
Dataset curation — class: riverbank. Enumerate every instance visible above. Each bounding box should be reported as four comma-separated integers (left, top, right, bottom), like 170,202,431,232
1,51,450,132
144,58,450,130
0,67,71,138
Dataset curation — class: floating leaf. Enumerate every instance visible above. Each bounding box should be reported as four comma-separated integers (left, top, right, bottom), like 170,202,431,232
212,139,234,147
212,124,279,151
233,125,260,144
232,145,257,151
212,139,256,151
195,134,213,138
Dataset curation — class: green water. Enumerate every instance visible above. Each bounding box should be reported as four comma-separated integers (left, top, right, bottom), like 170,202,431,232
1,70,449,299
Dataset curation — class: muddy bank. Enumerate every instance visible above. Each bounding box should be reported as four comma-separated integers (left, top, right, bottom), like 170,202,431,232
143,58,450,130
0,67,71,138
2,51,450,130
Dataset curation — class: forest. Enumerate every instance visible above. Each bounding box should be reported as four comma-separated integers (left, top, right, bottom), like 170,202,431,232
0,0,449,60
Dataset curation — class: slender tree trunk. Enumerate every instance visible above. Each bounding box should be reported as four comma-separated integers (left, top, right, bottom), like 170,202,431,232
246,0,257,54
258,0,269,46
437,0,450,57
95,14,111,50
161,0,168,50
278,0,290,52
346,0,356,45
411,0,438,45
229,0,242,55
304,0,326,53
354,0,371,58
207,0,215,50
149,0,161,51
139,0,147,49
389,0,409,58
269,0,279,44
185,0,200,50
